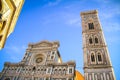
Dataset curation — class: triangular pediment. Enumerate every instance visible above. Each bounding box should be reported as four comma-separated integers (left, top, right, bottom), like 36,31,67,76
31,40,54,48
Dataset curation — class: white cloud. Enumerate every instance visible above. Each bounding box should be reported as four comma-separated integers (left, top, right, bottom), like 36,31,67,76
99,2,120,19
4,45,27,62
66,18,80,26
46,0,61,7
106,36,120,45
9,56,21,62
5,45,27,54
93,0,110,4
100,8,120,19
103,23,120,32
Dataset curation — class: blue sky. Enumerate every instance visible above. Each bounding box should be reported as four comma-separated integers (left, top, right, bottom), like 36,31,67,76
0,0,120,79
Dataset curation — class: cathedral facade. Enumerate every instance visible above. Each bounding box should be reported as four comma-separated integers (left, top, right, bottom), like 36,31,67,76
0,41,76,80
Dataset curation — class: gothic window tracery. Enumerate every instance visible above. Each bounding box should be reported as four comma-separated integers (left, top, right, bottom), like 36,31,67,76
33,67,36,71
98,53,102,62
91,53,95,62
89,37,93,44
88,23,94,30
95,37,99,43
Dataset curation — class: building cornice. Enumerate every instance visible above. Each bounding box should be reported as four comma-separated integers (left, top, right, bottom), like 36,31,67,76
80,10,98,16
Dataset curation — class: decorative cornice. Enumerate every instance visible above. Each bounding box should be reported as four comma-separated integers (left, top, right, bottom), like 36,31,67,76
28,40,59,48
80,10,98,16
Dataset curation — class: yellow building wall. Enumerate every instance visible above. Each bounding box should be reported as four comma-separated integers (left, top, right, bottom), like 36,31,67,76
0,0,24,49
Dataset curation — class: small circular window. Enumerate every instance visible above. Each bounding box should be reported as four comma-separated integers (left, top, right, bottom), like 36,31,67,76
36,57,43,63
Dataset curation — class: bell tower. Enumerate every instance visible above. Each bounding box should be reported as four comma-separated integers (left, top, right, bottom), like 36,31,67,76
80,10,115,80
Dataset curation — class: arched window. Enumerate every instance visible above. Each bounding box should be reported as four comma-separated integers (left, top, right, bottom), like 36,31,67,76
33,67,36,71
52,52,55,54
91,53,95,62
98,53,102,62
88,23,94,29
44,69,46,71
59,69,61,71
63,68,66,74
89,38,93,44
59,68,61,73
54,69,57,74
95,37,98,43
51,56,54,59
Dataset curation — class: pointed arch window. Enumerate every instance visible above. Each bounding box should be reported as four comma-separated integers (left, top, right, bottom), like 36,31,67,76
33,67,36,71
95,37,98,43
98,53,102,62
88,23,94,29
63,68,66,74
91,53,95,62
54,69,57,74
89,38,93,44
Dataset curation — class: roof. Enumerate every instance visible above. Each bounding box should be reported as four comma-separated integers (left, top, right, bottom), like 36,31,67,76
75,70,84,80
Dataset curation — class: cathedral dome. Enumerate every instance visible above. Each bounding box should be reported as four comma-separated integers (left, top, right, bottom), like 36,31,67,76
75,70,84,80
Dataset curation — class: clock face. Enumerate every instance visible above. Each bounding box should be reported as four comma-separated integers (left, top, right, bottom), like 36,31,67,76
36,57,43,63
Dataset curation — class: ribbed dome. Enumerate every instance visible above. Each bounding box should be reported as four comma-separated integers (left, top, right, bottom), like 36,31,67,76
75,70,84,80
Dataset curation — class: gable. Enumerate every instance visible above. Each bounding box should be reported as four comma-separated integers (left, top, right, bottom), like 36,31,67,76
29,40,59,48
